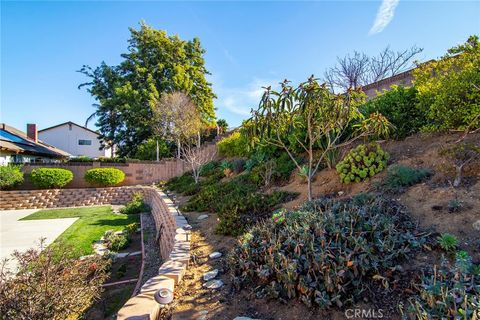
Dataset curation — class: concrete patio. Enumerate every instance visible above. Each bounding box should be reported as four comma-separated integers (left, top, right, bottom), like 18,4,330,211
0,209,78,271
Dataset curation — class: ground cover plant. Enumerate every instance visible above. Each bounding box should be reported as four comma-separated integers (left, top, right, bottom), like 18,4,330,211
381,164,432,191
0,240,109,320
84,167,125,187
120,192,150,215
20,206,139,257
172,169,297,236
29,168,73,189
336,143,389,183
0,165,24,190
229,194,424,308
402,252,480,319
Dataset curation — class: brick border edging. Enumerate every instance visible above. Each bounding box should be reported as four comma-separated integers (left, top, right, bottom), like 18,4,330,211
116,190,190,320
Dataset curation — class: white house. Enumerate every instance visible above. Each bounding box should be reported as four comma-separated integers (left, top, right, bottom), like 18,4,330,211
38,121,112,158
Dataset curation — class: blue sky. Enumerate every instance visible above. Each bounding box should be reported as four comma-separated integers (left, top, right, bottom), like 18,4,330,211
1,1,479,131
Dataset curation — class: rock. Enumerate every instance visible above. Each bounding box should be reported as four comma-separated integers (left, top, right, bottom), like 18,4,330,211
203,269,219,281
128,251,142,256
79,254,95,261
114,230,125,235
115,252,129,259
473,220,480,231
196,310,208,320
197,214,209,220
203,279,223,289
338,191,344,196
209,252,222,259
234,317,261,320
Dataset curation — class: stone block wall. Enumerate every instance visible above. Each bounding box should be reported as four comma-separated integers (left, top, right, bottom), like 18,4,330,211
0,186,191,319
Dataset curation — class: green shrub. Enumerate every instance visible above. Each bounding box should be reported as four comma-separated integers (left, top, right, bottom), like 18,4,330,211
413,35,480,132
181,173,297,236
437,233,459,251
336,143,389,183
217,131,250,157
298,165,309,183
362,86,426,139
120,193,150,215
229,195,423,308
402,252,479,318
381,165,432,191
104,232,130,252
125,222,140,235
30,168,73,189
84,168,125,187
199,161,218,177
0,165,24,190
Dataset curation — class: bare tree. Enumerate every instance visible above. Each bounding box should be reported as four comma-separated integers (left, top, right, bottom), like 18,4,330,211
181,143,217,184
152,92,203,161
325,46,423,93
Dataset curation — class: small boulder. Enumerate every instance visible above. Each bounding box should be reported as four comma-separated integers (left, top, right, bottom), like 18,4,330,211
209,252,222,259
203,279,223,289
203,269,219,281
473,220,480,231
197,214,209,220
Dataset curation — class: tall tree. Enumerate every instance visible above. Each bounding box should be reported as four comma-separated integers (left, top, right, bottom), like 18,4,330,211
78,63,123,157
79,22,216,157
325,46,423,93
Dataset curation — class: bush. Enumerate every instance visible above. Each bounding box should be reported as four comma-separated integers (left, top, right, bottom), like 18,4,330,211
181,173,297,236
0,165,24,190
30,168,73,189
381,165,432,191
402,252,480,318
0,240,109,319
104,232,130,252
217,131,250,157
437,233,459,251
413,35,480,132
229,195,423,308
362,86,426,139
125,222,140,235
336,143,389,183
84,167,125,187
120,192,150,215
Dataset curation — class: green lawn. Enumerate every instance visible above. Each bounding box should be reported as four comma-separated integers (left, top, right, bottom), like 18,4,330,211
21,206,139,257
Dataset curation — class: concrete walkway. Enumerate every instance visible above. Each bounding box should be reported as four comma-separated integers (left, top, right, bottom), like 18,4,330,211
0,209,78,271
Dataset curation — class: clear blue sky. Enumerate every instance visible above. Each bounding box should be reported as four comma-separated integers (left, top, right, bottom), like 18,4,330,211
1,1,479,131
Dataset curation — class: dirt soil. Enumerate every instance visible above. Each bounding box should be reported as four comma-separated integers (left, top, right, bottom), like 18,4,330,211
162,132,479,320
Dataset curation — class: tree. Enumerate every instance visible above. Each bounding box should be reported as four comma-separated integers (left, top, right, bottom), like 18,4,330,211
79,22,216,157
325,46,423,93
249,76,391,200
216,119,228,135
413,35,480,132
0,240,109,320
181,143,217,184
153,92,203,159
78,63,124,157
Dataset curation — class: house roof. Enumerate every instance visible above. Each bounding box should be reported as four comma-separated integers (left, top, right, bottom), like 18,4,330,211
0,123,71,158
39,121,100,136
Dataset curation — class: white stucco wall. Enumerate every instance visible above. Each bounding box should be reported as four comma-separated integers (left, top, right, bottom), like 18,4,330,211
38,123,111,158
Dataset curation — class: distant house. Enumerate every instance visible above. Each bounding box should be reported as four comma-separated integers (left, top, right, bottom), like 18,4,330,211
361,68,414,100
0,123,70,165
38,121,112,159
38,121,112,158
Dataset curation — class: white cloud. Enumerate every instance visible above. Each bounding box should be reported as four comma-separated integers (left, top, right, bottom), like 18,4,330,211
369,0,400,35
215,78,278,118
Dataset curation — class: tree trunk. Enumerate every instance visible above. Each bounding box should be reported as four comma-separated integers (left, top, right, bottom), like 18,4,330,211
453,164,463,187
197,132,201,148
307,176,312,201
156,140,159,162
177,139,181,159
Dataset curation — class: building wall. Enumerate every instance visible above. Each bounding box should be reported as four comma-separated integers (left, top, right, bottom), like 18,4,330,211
39,123,111,158
362,70,414,100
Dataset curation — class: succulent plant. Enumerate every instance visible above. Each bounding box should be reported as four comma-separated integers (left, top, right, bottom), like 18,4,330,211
336,143,389,184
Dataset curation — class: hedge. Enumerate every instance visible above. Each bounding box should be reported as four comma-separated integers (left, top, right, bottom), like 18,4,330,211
84,168,125,187
0,165,24,190
30,168,74,189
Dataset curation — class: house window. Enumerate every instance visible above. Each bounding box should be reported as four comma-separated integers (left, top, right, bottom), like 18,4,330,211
78,139,92,145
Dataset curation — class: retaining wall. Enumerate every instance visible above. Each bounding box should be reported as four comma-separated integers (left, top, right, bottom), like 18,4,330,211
0,186,191,319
